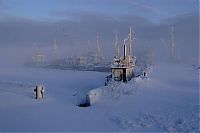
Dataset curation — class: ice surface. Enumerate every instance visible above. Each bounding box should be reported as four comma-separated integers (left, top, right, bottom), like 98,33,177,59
0,63,199,132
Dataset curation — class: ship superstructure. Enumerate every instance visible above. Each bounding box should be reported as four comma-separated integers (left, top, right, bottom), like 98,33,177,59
111,27,136,82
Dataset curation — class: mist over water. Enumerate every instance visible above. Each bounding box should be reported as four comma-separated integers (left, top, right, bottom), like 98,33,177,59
0,0,199,68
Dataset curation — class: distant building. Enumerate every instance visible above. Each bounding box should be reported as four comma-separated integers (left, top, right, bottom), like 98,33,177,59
76,56,87,66
65,56,76,66
32,53,45,64
63,34,103,67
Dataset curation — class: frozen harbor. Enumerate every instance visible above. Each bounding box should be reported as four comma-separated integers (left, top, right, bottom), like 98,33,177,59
0,63,199,132
0,0,198,132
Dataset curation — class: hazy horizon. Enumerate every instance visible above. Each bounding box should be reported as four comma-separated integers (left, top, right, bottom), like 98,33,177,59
0,0,199,66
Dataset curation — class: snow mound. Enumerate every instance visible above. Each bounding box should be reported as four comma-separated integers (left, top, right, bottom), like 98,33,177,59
86,76,144,105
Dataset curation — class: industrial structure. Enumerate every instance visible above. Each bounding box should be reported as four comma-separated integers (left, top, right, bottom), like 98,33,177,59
32,53,45,64
26,28,137,75
63,34,103,67
111,27,136,82
25,43,45,67
53,39,59,59
170,25,175,60
31,43,45,66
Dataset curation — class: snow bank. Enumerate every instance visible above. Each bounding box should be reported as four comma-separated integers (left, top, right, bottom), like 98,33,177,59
86,87,103,105
86,76,143,105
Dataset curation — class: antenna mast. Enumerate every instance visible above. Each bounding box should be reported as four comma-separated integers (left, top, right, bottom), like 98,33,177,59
53,39,58,59
96,33,100,57
114,30,119,58
54,39,58,52
128,27,132,56
170,25,175,59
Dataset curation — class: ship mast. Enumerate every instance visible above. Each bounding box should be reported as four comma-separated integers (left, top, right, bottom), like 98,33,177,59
114,30,119,58
128,27,132,57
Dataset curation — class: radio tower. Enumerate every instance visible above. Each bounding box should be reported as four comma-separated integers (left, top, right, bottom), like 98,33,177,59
170,25,175,60
96,33,102,63
53,39,58,59
96,34,100,57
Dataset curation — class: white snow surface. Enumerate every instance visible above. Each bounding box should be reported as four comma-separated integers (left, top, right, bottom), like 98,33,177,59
0,63,199,132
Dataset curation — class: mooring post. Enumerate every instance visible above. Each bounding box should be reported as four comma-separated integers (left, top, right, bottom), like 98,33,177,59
34,85,45,99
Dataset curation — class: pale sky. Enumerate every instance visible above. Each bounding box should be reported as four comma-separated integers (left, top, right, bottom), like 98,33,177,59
0,0,198,22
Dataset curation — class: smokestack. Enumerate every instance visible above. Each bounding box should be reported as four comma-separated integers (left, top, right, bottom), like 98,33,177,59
124,44,126,60
117,46,120,58
123,37,128,60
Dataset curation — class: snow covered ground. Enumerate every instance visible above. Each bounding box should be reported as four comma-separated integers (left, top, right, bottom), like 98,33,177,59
0,63,199,132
